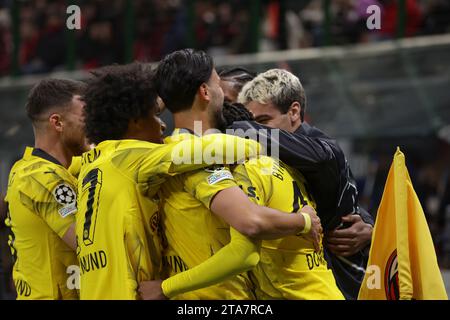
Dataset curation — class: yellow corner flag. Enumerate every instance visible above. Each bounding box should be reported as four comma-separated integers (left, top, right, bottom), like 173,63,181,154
358,147,448,300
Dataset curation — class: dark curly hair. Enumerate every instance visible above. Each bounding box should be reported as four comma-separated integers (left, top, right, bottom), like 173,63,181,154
83,63,158,145
222,101,254,128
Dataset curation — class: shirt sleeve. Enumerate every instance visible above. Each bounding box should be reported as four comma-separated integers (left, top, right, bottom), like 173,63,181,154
229,121,335,172
161,227,260,298
135,134,262,185
183,166,238,209
359,207,375,226
30,177,77,238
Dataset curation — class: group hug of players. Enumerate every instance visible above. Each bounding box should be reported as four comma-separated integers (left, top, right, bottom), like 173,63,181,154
4,49,375,300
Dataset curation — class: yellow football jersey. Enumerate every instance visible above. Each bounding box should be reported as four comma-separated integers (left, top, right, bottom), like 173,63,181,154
232,157,345,300
76,136,260,300
68,156,82,179
76,140,176,300
159,130,255,300
4,147,78,300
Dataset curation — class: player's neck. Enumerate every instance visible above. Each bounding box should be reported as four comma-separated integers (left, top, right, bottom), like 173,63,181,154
173,110,214,135
34,136,73,168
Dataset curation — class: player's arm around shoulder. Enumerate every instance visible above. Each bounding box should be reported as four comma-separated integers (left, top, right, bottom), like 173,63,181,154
209,164,323,248
164,133,263,174
180,164,267,238
210,187,322,250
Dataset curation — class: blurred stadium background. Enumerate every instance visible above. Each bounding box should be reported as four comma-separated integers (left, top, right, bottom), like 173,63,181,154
0,0,450,299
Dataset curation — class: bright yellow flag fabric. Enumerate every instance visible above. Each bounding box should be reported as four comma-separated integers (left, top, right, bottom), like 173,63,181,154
358,147,448,300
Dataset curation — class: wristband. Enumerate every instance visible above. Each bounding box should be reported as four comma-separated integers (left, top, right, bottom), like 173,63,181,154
296,212,312,235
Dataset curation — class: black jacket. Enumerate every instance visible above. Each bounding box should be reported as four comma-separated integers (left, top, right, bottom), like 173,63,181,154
229,120,374,299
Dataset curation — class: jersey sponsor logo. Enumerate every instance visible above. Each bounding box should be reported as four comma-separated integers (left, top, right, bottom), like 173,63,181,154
385,249,399,300
206,167,234,185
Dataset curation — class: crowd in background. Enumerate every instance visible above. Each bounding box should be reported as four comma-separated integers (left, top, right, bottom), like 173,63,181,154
0,0,450,76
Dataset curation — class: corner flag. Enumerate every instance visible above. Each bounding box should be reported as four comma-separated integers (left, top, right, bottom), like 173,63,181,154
358,147,448,300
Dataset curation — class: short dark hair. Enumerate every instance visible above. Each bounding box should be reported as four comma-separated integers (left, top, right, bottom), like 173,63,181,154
26,78,86,122
155,48,214,113
222,101,254,128
83,63,158,145
218,67,256,86
218,67,256,100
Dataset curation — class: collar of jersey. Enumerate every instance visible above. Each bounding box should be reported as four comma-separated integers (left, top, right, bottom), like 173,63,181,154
25,146,63,166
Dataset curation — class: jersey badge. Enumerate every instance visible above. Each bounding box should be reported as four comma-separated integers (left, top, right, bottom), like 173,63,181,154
206,168,234,185
53,183,77,217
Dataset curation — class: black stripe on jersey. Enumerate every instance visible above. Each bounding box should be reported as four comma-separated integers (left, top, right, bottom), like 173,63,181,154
32,148,63,166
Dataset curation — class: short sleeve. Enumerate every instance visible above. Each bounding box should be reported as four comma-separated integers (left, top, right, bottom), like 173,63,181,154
183,166,238,209
27,175,77,238
135,133,262,184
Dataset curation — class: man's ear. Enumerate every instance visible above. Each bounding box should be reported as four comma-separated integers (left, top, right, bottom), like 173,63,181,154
288,102,301,123
198,83,210,102
49,113,63,133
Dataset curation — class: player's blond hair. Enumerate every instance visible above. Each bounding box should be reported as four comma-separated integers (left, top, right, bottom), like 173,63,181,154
237,68,306,120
